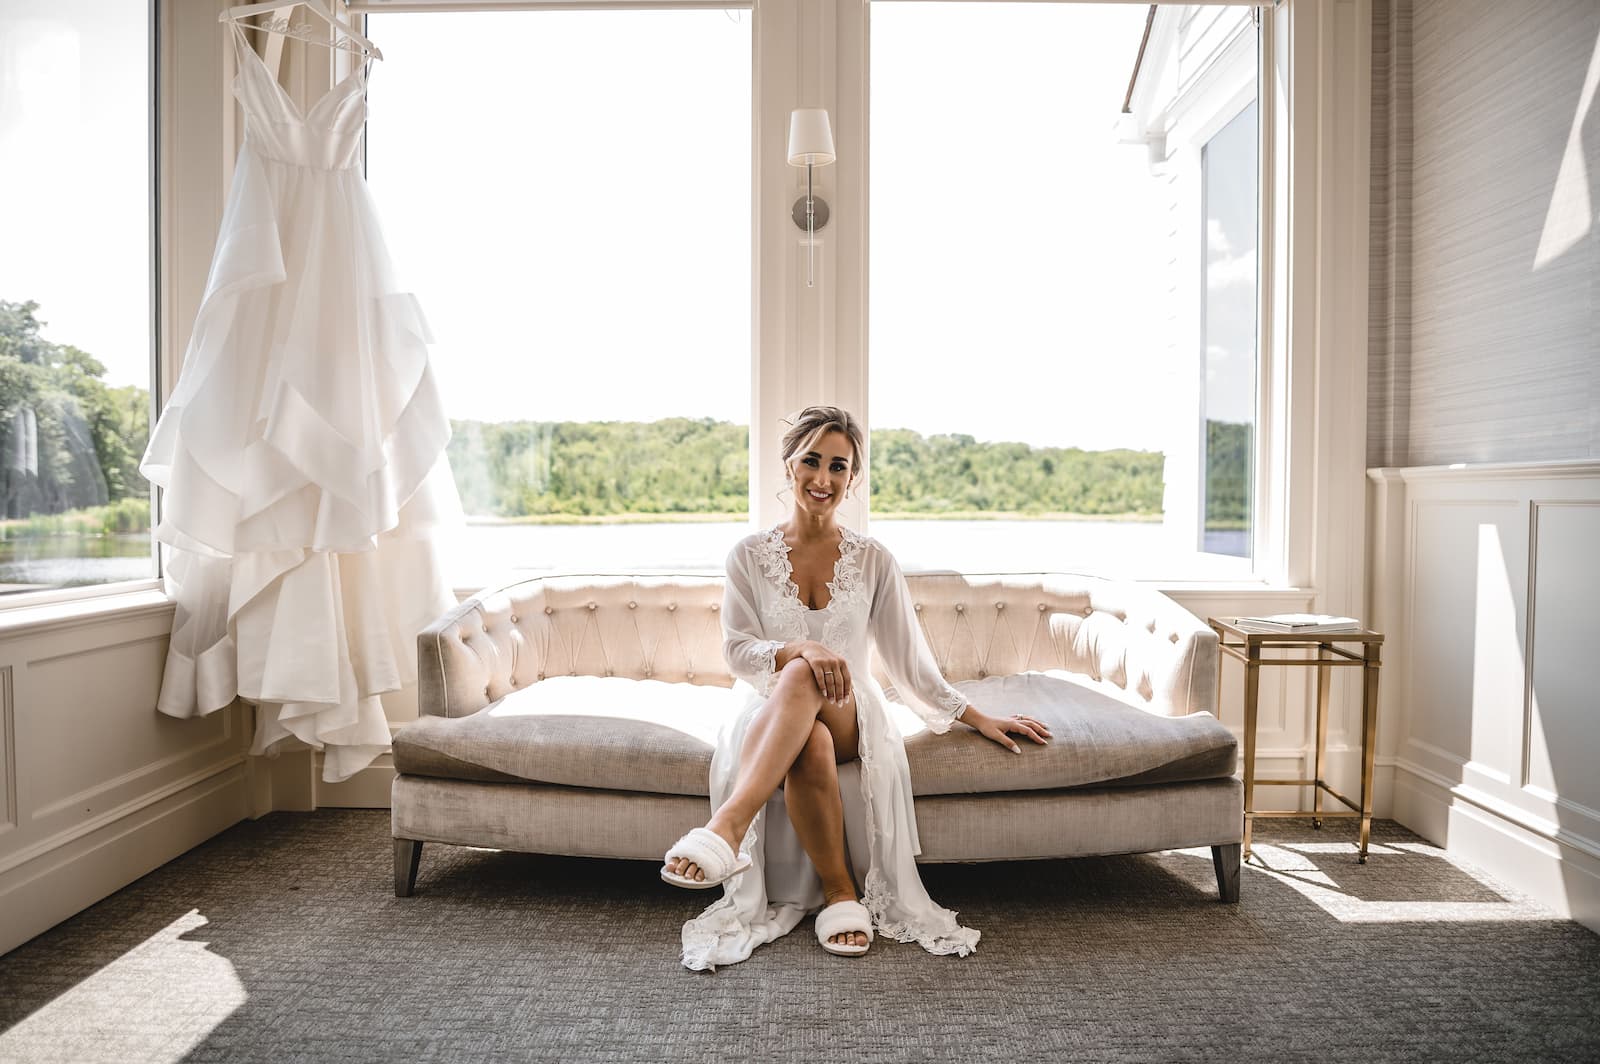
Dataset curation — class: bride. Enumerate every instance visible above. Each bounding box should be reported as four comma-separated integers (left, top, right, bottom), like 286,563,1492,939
662,405,1051,969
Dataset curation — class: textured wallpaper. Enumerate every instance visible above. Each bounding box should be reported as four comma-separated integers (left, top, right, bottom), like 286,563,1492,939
1369,0,1600,468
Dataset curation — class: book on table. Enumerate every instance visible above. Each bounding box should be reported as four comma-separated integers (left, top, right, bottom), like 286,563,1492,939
1232,613,1363,634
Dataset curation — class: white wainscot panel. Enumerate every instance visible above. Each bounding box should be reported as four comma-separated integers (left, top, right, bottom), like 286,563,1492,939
1404,497,1526,787
21,634,234,834
1524,501,1600,845
1372,460,1600,933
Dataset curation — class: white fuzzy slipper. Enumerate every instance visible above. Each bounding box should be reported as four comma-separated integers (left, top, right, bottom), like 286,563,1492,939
660,827,752,890
815,899,874,957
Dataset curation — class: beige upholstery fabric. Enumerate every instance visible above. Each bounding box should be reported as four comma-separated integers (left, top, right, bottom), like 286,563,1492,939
390,775,1241,863
394,676,724,796
910,672,1236,794
912,778,1242,862
394,671,1236,797
392,775,709,860
417,572,1219,722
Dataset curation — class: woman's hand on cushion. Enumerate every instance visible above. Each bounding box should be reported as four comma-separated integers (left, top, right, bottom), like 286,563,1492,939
958,704,1051,754
796,642,852,704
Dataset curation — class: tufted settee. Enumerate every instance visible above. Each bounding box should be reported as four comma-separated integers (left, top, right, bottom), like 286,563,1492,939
390,571,1244,902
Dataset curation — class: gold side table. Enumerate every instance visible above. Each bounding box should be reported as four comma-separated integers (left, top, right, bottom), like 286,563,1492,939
1207,618,1384,863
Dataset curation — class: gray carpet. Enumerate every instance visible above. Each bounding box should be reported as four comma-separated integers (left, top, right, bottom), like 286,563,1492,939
0,813,1596,1064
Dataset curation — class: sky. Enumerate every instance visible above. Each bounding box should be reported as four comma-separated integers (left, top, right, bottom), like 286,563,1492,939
0,1,150,390
4,3,1256,456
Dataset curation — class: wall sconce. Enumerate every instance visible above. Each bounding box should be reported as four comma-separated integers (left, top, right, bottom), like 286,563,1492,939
787,108,836,289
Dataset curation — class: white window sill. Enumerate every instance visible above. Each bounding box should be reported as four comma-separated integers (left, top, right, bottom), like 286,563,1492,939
0,586,175,641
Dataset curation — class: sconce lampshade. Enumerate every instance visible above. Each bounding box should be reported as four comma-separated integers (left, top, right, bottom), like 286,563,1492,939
787,108,836,167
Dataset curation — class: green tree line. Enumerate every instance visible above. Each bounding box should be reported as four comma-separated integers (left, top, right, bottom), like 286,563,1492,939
0,300,150,526
1,296,1251,533
447,418,1185,520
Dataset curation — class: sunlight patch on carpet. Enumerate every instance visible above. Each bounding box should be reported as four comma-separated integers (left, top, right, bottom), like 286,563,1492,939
0,909,245,1064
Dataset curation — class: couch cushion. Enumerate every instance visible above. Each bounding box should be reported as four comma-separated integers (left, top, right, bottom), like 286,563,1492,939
394,671,1236,799
392,676,726,797
899,672,1237,796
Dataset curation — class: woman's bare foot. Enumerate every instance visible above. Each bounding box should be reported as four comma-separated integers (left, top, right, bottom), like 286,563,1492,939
822,886,869,949
664,816,743,883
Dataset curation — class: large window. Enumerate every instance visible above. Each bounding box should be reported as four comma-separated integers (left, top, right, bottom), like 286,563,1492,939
1200,100,1258,559
365,8,751,584
0,1,156,597
869,2,1261,579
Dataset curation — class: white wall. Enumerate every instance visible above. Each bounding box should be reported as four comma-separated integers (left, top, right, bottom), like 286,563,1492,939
0,597,252,955
1370,0,1600,468
1369,464,1600,933
1366,0,1600,934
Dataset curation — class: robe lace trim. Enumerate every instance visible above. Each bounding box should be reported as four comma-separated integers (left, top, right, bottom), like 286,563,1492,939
757,525,866,656
856,729,979,956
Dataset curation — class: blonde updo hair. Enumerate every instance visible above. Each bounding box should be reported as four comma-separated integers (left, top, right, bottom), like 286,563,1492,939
781,405,867,490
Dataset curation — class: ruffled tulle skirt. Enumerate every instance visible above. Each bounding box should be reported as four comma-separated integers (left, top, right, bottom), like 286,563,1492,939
141,141,460,782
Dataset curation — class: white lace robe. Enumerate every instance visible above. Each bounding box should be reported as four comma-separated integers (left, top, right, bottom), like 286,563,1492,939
680,525,982,970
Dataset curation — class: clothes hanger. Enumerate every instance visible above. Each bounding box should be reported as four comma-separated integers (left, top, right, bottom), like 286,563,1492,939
219,0,383,62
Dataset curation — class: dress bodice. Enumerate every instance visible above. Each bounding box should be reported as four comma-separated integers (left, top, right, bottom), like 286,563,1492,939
230,22,367,171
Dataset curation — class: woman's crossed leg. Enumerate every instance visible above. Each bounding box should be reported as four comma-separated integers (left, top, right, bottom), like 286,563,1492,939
665,658,867,948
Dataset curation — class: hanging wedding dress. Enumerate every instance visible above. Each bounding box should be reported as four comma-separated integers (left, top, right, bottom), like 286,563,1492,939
681,526,981,970
140,22,459,782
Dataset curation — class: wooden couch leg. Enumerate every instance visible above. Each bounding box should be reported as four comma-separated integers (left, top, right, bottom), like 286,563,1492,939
395,838,423,897
1212,843,1241,903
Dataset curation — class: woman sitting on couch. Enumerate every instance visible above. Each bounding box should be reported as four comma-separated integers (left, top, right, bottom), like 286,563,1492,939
662,405,1050,969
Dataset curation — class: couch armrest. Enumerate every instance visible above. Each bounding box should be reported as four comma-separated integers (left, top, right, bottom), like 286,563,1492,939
1047,586,1219,717
417,578,549,719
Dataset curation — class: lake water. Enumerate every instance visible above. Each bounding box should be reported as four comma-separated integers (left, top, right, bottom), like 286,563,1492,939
0,520,1251,596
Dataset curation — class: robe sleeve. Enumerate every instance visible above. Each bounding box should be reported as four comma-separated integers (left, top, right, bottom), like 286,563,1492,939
722,540,785,694
868,543,969,734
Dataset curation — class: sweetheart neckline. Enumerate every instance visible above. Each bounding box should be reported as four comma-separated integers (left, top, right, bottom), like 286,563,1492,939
230,21,369,125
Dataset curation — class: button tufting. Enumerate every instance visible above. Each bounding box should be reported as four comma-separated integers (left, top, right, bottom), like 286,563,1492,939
644,668,653,677
587,603,598,611
710,603,719,612
668,603,678,612
1038,603,1048,612
605,669,613,677
510,677,519,687
955,604,965,612
483,624,490,633
995,602,1005,610
627,601,637,609
914,603,922,612
686,671,695,680
544,606,553,615
537,672,545,680
978,669,988,678
509,614,519,624
483,685,491,698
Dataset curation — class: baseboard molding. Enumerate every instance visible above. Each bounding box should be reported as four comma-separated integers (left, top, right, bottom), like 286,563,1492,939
0,761,249,956
314,753,395,809
1393,762,1600,935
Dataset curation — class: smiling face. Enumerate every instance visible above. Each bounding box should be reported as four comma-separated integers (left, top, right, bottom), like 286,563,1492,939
788,428,857,518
